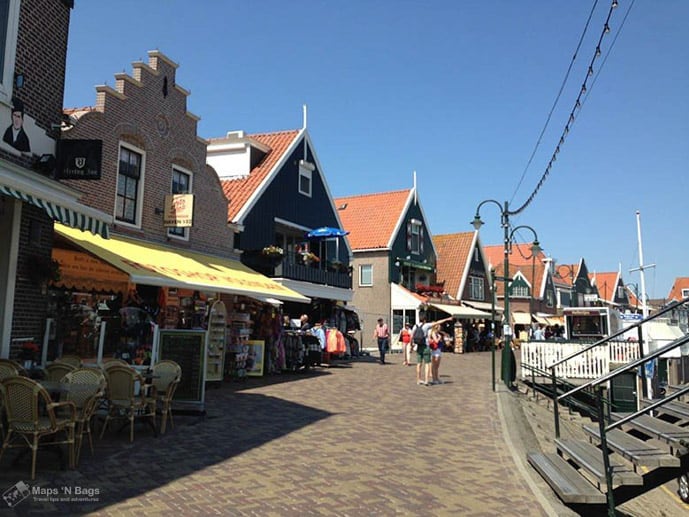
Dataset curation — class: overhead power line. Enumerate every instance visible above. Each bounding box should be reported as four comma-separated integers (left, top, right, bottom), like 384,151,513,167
510,0,628,217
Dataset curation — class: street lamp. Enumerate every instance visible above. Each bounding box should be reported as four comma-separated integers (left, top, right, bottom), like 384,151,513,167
472,200,541,388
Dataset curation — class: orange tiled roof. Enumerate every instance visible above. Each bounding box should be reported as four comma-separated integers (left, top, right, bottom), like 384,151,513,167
217,130,300,222
592,271,619,303
668,277,689,301
334,190,412,250
484,243,547,298
433,232,475,299
554,263,579,286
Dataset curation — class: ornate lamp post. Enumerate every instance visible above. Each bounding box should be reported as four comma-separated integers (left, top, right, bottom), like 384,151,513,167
472,200,541,388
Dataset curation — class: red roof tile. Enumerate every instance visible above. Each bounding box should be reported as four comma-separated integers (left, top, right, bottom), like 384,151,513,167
591,272,619,303
484,243,548,297
217,130,300,222
433,232,475,300
334,190,412,250
668,277,689,301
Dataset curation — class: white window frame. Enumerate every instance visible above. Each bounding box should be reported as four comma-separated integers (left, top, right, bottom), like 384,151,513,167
682,288,689,298
298,160,314,197
167,165,192,241
115,142,145,228
469,276,484,300
0,0,20,107
359,264,372,287
410,220,422,253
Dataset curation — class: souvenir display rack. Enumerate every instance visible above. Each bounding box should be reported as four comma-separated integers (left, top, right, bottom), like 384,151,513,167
205,300,227,382
226,311,251,379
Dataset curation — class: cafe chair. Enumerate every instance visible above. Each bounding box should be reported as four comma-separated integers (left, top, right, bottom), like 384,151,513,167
99,365,157,443
0,363,19,439
101,358,129,371
45,362,76,382
57,355,83,368
0,376,76,480
0,359,25,376
151,360,181,434
60,368,106,464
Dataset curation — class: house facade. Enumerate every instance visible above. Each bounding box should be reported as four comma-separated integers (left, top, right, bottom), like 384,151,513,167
0,0,113,359
208,125,353,322
335,188,437,346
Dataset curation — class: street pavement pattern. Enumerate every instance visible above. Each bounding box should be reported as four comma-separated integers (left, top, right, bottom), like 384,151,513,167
0,352,561,515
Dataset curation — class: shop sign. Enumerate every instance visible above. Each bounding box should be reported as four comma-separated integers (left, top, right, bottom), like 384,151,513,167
52,248,128,293
163,194,194,227
56,139,102,180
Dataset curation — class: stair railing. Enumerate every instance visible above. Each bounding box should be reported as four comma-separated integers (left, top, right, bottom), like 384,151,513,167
545,296,689,517
549,297,688,438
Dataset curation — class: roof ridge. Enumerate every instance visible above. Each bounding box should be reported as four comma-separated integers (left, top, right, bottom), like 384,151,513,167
335,188,411,201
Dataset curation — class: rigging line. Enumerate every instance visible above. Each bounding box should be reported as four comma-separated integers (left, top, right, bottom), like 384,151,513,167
510,0,600,205
509,0,620,217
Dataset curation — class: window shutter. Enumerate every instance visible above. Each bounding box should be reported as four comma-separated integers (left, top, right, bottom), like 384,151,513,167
406,222,412,251
420,226,425,254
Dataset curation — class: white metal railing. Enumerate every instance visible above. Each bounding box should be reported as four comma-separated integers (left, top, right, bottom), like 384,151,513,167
520,340,641,379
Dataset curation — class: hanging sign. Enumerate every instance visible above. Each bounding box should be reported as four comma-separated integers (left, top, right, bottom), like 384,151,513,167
56,139,102,180
163,194,194,227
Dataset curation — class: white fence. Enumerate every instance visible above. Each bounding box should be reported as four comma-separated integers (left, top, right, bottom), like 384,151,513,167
520,340,641,380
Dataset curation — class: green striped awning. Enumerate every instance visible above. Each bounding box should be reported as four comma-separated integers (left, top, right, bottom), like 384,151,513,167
0,184,110,239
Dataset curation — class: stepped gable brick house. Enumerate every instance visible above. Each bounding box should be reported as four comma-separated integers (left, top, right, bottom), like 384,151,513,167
207,124,353,321
0,0,113,359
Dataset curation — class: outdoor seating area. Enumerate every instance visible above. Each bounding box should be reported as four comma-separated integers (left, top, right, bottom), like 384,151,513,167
0,358,182,479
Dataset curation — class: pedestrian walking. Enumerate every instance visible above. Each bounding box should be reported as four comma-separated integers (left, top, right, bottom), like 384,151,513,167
413,314,453,385
399,322,412,366
429,324,444,384
373,317,390,364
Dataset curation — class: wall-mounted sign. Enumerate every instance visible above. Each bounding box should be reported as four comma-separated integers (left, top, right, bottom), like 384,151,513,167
163,194,194,227
56,139,102,180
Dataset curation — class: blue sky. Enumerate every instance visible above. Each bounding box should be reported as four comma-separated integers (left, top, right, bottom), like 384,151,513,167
64,1,688,300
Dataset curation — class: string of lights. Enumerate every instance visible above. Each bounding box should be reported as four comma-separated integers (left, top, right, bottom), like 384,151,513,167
509,0,622,217
510,0,600,203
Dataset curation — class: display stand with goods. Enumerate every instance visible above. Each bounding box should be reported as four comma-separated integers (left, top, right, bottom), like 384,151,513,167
205,300,227,382
226,311,251,379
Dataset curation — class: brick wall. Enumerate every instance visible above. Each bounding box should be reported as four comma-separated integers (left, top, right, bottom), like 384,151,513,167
61,50,236,258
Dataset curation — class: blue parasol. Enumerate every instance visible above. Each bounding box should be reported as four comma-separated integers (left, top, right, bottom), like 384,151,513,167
306,226,349,238
306,227,349,261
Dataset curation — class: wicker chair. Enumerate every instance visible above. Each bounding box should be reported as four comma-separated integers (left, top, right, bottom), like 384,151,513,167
60,368,106,464
57,355,83,368
99,365,156,442
0,363,18,439
45,362,76,382
0,359,26,376
101,358,129,371
0,376,76,479
151,360,181,434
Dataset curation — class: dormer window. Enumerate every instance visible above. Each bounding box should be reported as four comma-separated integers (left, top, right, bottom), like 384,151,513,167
299,160,314,197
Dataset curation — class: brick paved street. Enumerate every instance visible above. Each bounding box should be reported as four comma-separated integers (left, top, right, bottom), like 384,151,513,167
0,352,563,516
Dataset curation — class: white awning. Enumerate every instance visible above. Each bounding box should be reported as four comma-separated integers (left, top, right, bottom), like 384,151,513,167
512,312,531,325
0,165,112,238
463,300,503,313
429,303,491,319
391,283,424,310
646,320,686,358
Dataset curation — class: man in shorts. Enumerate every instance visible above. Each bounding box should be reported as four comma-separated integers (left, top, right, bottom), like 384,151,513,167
415,314,453,385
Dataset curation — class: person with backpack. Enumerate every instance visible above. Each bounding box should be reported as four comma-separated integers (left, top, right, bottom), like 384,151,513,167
413,314,453,385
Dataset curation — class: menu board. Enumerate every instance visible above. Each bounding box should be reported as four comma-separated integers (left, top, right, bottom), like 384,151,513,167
158,329,206,412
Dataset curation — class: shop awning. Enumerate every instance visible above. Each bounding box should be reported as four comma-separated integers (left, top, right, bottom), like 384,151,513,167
512,312,532,325
0,172,112,238
463,300,503,313
55,224,310,303
429,303,491,319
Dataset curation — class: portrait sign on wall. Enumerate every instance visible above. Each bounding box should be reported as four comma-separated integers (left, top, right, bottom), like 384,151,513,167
0,98,55,160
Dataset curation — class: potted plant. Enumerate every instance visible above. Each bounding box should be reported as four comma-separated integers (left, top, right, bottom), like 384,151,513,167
19,341,40,369
261,245,284,258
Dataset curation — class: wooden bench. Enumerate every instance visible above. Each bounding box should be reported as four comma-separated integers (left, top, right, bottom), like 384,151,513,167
583,426,680,468
556,439,642,486
527,452,606,504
